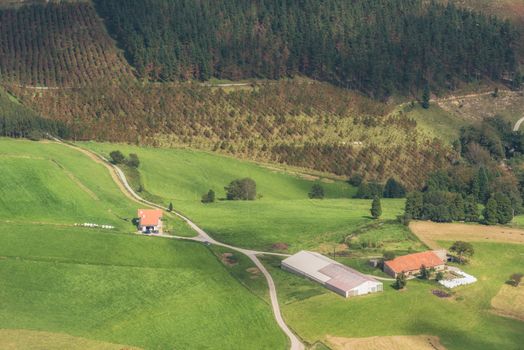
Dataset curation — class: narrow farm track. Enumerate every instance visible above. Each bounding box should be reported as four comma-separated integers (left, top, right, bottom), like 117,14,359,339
514,116,524,131
49,137,304,350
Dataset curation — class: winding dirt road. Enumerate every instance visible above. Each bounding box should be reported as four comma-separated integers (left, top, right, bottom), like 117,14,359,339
50,137,304,350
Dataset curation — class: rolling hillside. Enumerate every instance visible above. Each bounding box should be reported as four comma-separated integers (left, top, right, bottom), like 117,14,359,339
0,138,287,349
94,0,519,96
83,142,409,252
0,0,521,189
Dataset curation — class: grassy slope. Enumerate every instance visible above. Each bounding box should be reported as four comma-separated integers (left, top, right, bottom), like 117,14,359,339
264,242,524,350
0,139,139,229
0,138,287,349
82,142,405,252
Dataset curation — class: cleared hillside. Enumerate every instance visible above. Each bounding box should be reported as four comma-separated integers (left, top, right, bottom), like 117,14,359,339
11,80,452,188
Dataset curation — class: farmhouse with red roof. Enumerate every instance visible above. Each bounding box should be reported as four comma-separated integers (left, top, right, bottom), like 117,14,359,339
384,251,446,278
137,209,163,234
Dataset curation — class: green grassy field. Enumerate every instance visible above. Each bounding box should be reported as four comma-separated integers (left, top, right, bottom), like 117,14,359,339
263,242,524,350
0,138,287,349
82,142,406,252
0,224,287,349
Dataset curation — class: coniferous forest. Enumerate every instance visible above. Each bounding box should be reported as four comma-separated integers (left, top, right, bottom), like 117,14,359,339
95,0,520,96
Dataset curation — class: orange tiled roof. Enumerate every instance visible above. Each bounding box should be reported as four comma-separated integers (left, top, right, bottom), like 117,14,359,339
385,251,444,273
138,209,163,226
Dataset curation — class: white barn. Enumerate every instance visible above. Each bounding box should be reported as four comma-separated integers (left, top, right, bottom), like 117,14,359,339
282,251,383,298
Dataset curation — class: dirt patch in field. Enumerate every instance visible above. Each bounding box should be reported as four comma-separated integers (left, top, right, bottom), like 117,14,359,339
246,267,261,278
326,335,446,350
491,285,524,321
0,329,140,350
271,242,289,251
220,253,238,266
409,221,524,249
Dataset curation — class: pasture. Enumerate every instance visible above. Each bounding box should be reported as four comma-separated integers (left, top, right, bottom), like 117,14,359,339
82,142,406,251
262,242,524,350
0,138,287,349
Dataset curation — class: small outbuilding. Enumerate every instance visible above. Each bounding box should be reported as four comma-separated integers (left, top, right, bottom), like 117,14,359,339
281,251,383,298
384,251,445,278
137,209,163,233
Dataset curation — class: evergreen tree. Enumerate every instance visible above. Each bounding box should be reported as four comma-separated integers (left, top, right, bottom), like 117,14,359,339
127,153,140,168
201,189,216,203
464,195,479,222
483,197,498,225
308,183,325,199
394,272,407,290
168,202,173,212
419,264,430,279
225,178,256,200
383,178,406,198
371,196,382,219
421,83,430,109
405,191,424,219
477,167,490,203
451,194,465,221
109,150,125,164
494,192,513,224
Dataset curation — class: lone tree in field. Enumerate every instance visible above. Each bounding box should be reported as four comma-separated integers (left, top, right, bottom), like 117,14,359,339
507,273,523,287
127,153,140,168
371,196,382,219
308,183,324,199
109,150,125,164
225,178,256,200
201,189,216,203
168,202,173,212
449,241,474,264
394,272,407,290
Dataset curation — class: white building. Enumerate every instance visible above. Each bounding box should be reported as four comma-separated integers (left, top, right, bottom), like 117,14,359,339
282,251,383,298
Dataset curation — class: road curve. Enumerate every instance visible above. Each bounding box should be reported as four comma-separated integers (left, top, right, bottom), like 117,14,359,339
514,116,524,132
51,137,304,350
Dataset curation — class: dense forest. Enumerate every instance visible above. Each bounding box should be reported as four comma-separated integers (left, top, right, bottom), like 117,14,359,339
0,2,132,86
95,0,520,96
404,116,524,223
0,88,68,138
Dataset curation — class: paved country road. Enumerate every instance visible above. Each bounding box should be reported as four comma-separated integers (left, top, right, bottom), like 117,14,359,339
50,136,304,350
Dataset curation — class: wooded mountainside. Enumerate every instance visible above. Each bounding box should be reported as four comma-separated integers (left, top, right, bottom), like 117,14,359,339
0,2,132,86
95,0,520,96
0,0,521,189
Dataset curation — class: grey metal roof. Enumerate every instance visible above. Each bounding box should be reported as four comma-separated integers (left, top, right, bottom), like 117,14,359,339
282,251,381,292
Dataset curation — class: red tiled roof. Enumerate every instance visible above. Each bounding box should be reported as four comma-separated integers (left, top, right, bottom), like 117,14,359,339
385,251,444,273
138,209,163,226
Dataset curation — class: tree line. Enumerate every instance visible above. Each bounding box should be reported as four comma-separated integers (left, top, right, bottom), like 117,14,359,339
403,116,524,224
94,0,520,97
0,88,69,139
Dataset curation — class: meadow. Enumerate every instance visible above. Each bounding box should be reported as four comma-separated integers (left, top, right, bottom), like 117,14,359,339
0,138,287,349
263,242,524,350
82,142,406,252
